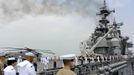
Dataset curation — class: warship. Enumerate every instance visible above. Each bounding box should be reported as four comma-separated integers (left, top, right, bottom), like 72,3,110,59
38,0,134,75
0,0,133,75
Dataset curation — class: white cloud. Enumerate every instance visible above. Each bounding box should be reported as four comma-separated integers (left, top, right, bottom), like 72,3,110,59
0,15,95,55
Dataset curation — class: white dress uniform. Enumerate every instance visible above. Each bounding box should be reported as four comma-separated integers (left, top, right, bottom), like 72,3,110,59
4,66,16,75
17,52,36,75
17,56,22,63
4,57,17,75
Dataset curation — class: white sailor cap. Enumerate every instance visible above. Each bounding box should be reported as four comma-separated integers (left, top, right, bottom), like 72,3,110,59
25,52,35,56
0,51,6,56
60,54,76,60
8,57,16,61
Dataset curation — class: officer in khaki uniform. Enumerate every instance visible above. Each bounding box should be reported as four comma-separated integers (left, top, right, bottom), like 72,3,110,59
0,51,6,75
56,54,77,75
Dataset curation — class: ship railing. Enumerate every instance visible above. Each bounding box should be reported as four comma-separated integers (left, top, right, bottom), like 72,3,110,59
38,55,129,75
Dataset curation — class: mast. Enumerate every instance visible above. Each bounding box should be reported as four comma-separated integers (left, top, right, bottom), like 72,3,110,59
80,0,133,56
96,0,115,33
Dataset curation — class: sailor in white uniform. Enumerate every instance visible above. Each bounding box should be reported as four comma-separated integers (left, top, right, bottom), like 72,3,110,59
17,56,22,63
4,57,17,75
17,52,36,75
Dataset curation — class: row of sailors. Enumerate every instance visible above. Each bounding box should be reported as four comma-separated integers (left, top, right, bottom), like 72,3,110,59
0,51,37,75
39,55,121,68
40,55,120,62
55,55,123,75
78,55,121,64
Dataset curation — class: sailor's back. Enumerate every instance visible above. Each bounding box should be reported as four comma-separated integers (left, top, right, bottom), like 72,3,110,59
18,60,36,75
17,52,36,75
4,66,16,75
56,67,76,75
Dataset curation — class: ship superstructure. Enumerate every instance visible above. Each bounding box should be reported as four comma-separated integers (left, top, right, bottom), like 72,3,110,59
39,0,134,75
80,0,133,56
